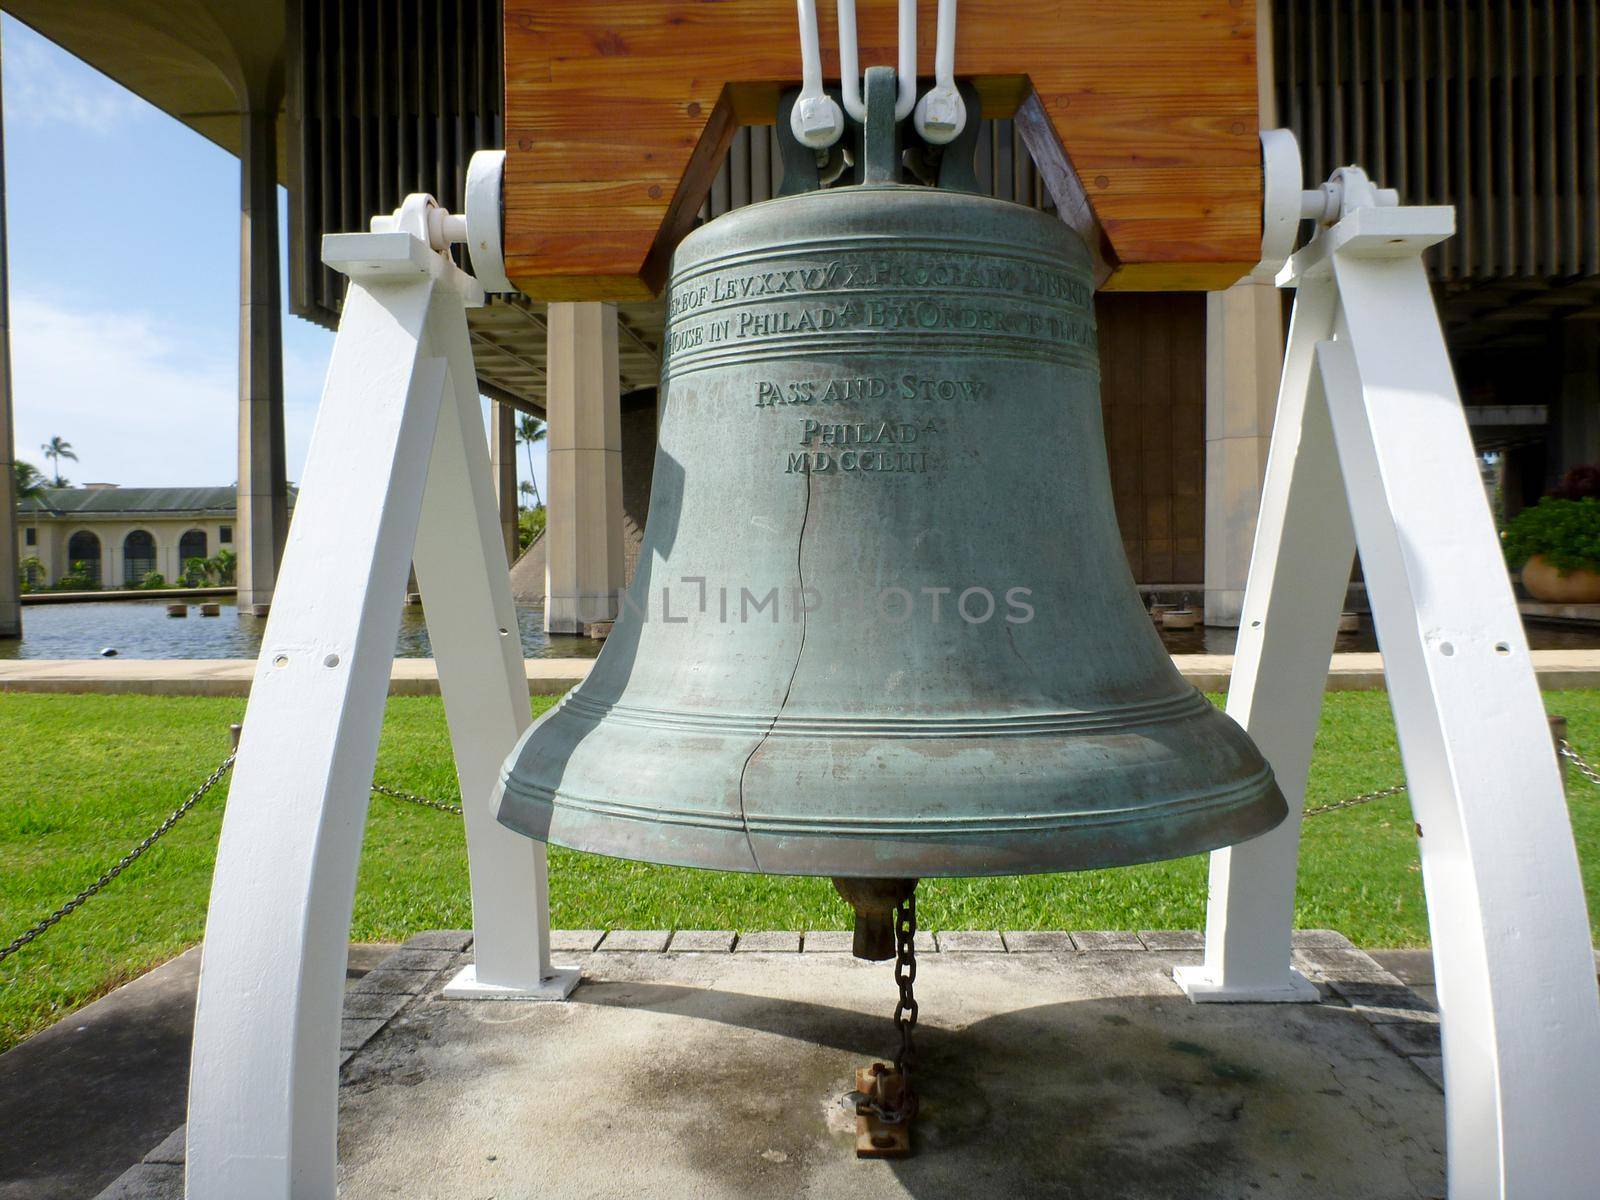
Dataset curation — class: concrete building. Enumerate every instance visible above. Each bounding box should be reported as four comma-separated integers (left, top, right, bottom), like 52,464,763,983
18,485,258,589
2,1,1597,634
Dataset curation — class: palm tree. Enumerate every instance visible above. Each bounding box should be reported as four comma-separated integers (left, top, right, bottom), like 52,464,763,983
14,461,48,502
516,415,546,509
40,436,77,486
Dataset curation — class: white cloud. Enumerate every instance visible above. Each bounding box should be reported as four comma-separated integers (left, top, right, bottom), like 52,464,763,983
11,292,297,488
3,25,149,132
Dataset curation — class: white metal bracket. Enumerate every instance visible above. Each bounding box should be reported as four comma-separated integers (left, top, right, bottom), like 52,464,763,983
1177,161,1600,1196
183,186,576,1199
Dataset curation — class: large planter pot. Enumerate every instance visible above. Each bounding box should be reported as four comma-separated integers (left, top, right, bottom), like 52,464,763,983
1521,553,1600,603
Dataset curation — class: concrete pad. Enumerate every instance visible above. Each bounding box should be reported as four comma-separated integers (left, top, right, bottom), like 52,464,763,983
934,930,1005,952
736,931,801,953
670,930,738,952
1073,930,1144,951
1002,931,1075,953
549,928,606,953
322,946,1443,1199
600,929,672,952
802,931,856,953
1138,930,1204,951
0,942,399,1200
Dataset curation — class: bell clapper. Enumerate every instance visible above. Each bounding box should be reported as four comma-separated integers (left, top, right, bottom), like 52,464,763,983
834,879,921,1158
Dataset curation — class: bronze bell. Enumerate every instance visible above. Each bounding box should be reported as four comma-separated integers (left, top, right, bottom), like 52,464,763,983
496,73,1286,929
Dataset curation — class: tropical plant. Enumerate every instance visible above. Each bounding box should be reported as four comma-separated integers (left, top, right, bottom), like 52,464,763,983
139,570,167,590
13,461,48,502
40,436,77,487
57,560,97,590
182,556,211,587
208,549,237,585
517,414,546,509
17,555,44,592
518,505,547,552
1502,496,1600,575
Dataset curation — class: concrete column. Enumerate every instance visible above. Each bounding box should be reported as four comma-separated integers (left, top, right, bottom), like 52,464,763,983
1203,282,1283,625
1202,0,1281,628
235,107,289,617
0,29,18,639
544,302,623,634
490,400,520,566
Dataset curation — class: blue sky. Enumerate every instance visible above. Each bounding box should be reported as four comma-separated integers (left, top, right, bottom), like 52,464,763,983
4,16,546,501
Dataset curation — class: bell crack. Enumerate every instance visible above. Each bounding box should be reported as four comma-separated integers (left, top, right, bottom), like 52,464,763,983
734,467,814,872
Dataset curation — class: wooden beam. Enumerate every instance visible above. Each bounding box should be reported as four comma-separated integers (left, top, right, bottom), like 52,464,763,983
504,1,1263,299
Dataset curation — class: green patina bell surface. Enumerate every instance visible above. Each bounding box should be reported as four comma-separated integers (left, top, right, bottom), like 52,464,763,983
497,76,1285,879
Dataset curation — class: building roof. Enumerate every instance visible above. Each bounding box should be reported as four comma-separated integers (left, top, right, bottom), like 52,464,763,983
21,486,240,518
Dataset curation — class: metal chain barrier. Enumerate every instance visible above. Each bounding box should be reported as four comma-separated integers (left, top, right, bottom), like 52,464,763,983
370,781,464,816
0,752,237,966
0,757,470,967
1559,739,1600,789
1303,783,1410,818
9,736,1598,969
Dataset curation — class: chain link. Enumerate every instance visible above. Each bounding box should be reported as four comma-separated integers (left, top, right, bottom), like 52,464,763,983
1559,739,1600,789
10,738,1593,971
883,891,920,1122
0,753,237,966
370,781,463,815
1303,783,1409,818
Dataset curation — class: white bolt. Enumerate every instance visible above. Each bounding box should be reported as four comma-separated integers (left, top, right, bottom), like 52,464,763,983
913,86,966,145
791,93,844,149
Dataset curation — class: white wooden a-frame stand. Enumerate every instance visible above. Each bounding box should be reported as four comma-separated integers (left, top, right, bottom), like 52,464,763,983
180,144,1600,1200
184,187,576,1200
1174,161,1600,1196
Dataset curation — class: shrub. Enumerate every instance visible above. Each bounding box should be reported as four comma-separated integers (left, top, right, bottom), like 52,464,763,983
56,560,97,590
518,506,547,552
139,571,167,590
17,556,44,592
1502,496,1600,575
208,549,237,585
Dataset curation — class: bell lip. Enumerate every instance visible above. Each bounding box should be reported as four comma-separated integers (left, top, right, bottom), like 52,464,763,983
496,774,1288,879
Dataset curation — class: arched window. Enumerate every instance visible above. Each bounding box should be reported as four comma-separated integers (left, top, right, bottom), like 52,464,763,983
66,530,101,587
179,529,208,562
123,530,157,586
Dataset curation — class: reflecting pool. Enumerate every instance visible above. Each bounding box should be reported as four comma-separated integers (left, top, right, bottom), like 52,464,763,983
1,600,605,661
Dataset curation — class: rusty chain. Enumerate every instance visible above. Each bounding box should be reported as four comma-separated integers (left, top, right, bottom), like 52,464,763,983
875,891,921,1124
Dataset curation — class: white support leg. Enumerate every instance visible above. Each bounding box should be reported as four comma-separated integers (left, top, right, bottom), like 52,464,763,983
1176,275,1351,1003
417,282,577,1002
186,202,573,1199
1188,177,1600,1194
1320,230,1600,1197
187,265,448,1198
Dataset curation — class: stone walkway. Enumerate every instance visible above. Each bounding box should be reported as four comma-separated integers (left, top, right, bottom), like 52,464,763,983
7,649,1600,697
95,930,1447,1199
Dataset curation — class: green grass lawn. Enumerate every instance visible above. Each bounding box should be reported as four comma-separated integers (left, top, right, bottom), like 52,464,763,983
4,688,1600,1053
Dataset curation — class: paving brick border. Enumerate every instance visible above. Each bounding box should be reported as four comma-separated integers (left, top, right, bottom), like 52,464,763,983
95,927,1441,1198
